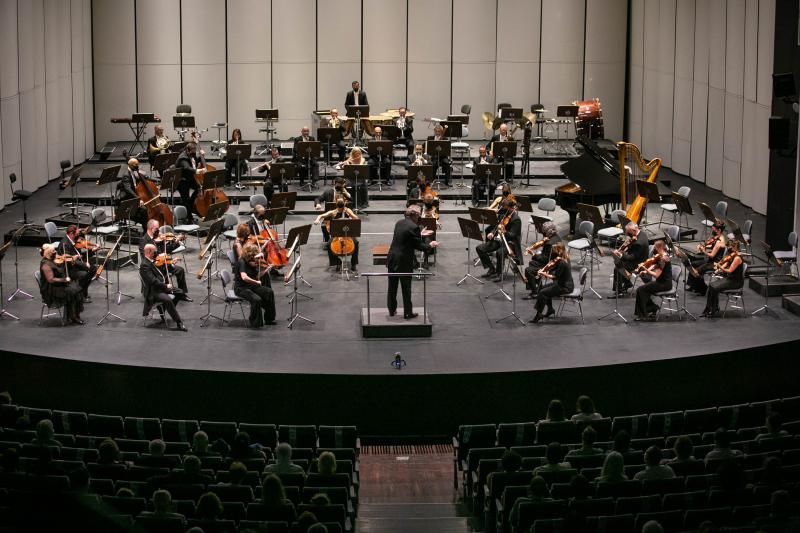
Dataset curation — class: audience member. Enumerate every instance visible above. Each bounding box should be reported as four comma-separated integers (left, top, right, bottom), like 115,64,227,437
754,490,800,531
566,427,603,457
195,491,224,521
136,439,174,468
69,466,90,493
634,446,675,480
534,443,571,474
712,459,748,497
294,510,319,532
309,492,331,508
149,454,213,489
755,456,788,492
115,487,135,498
190,430,219,457
668,435,696,463
597,451,627,483
509,476,552,531
755,412,789,441
98,439,121,464
31,419,62,449
570,395,602,421
0,447,20,473
641,520,665,533
229,431,266,461
541,399,566,422
488,450,522,490
569,474,593,500
259,473,297,523
226,461,248,485
264,442,305,476
564,474,596,531
611,430,631,455
318,451,337,476
307,524,329,533
139,489,187,526
0,391,12,405
704,429,744,464
30,445,63,476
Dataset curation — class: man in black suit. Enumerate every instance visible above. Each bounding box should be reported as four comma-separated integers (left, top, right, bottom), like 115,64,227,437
476,197,522,282
368,126,392,185
387,205,438,319
325,108,348,161
612,221,650,295
395,106,414,151
426,125,452,186
486,123,515,184
114,158,149,230
139,219,191,301
139,243,187,331
175,143,204,222
254,146,291,206
471,145,495,205
344,80,368,107
292,126,319,187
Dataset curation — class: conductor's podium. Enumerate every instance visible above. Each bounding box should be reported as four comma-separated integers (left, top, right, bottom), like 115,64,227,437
360,271,433,338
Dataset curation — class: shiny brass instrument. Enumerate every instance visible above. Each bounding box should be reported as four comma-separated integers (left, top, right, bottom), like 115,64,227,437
148,134,171,154
618,142,661,225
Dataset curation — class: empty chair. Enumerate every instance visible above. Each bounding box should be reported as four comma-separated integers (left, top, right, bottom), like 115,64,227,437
44,221,59,245
162,419,200,443
516,500,568,533
684,506,733,530
221,213,240,244
528,197,557,241
278,425,317,449
566,221,595,266
612,415,649,439
659,185,691,227
88,414,125,438
557,267,588,324
199,421,238,445
537,421,578,445
663,224,680,244
239,423,278,449
124,417,163,440
648,411,685,437
595,479,642,498
51,410,88,435
614,494,661,514
585,513,635,533
454,424,497,481
662,489,707,510
497,422,537,448
172,205,201,246
641,477,685,495
633,510,683,532
597,209,627,246
90,208,119,243
318,426,358,449
9,173,34,224
684,407,718,434
176,104,192,115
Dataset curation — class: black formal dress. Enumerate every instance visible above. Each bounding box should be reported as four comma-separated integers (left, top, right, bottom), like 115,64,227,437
486,135,515,183
56,239,97,299
471,154,496,205
234,258,276,327
613,232,650,292
114,170,149,229
407,153,432,199
387,217,433,317
175,151,203,219
39,259,84,322
426,136,452,185
139,257,182,324
634,255,673,318
535,259,574,313
258,155,291,206
292,136,319,185
705,258,744,314
477,210,522,274
687,241,726,295
525,234,563,292
139,233,188,295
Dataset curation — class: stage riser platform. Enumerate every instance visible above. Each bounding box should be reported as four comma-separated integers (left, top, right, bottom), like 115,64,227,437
360,308,433,338
782,294,800,316
748,275,800,297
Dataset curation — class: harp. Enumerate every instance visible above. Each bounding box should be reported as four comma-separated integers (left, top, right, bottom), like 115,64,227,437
617,142,661,225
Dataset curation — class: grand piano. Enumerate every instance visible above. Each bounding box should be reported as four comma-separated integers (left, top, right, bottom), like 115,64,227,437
556,135,622,234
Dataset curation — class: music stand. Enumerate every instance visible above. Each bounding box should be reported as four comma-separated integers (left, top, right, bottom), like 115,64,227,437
515,195,533,213
269,162,295,194
96,232,127,325
264,207,290,241
286,251,314,329
59,168,86,222
663,230,698,321
577,203,606,234
152,151,180,179
415,217,438,274
342,164,369,215
285,223,313,296
0,237,19,319
159,168,181,210
497,249,527,326
329,218,361,281
426,140,451,190
226,143,252,191
173,115,196,141
752,242,780,317
272,191,297,216
318,126,342,184
367,140,393,190
670,191,693,231
296,140,321,192
491,141,517,185
96,165,121,219
635,179,661,226
345,105,369,142
474,164,501,205
500,107,523,122
407,164,433,197
697,201,720,237
201,200,229,225
457,217,484,286
198,218,226,326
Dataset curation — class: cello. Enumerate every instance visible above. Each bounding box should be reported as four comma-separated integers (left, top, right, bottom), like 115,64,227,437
327,216,356,257
135,173,173,226
251,214,288,268
193,148,229,217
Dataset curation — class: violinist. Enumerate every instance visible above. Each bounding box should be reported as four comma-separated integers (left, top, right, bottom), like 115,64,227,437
530,243,573,323
612,222,649,295
701,239,744,318
523,221,562,298
56,225,98,302
232,223,252,262
254,145,290,206
314,198,359,272
477,197,522,282
175,142,204,223
224,128,248,185
39,243,85,325
114,158,149,230
471,145,495,205
633,240,672,321
140,243,187,331
426,125,452,186
234,243,277,327
139,219,191,301
406,144,431,200
420,192,439,269
687,221,727,295
488,183,514,211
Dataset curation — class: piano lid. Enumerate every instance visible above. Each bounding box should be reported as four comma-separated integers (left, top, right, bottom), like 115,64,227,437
559,135,620,196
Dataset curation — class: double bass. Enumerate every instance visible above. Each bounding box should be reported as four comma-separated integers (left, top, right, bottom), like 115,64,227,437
135,174,173,226
193,149,229,217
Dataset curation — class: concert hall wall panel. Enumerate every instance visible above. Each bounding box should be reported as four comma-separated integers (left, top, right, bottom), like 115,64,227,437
539,0,585,124
18,0,47,193
362,0,407,114
627,0,644,149
495,0,541,126
452,0,497,131
671,0,694,176
689,0,709,184
226,0,271,141
722,0,746,200
44,1,72,180
317,0,361,113
0,0,21,208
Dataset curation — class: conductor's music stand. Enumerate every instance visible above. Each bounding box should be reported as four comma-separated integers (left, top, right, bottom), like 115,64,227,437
329,218,361,281
342,164,369,215
284,223,313,298
426,140,451,191
268,162,295,195
345,105,369,143
474,163,501,206
318,126,342,184
752,242,780,317
226,143,252,191
367,140,393,190
457,217,484,286
296,140,321,192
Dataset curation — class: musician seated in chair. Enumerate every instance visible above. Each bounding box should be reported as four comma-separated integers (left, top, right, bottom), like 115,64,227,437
701,239,744,318
138,219,191,301
325,108,348,161
426,125,452,186
612,222,649,295
314,178,351,219
406,144,432,200
471,146,495,205
530,243,573,323
254,146,290,207
477,197,522,282
314,199,359,273
56,225,99,303
368,126,392,185
234,243,277,328
175,143,204,222
147,125,170,167
633,240,672,321
140,243,188,331
292,126,319,187
39,243,85,325
336,147,369,208
524,221,562,298
395,106,414,152
487,123,515,185
687,222,727,296
114,158,151,231
248,204,284,279
489,183,514,211
224,128,249,186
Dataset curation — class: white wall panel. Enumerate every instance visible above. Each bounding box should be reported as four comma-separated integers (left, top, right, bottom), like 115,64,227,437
272,63,315,138
137,65,181,140
671,78,693,174
182,0,226,129
363,0,407,112
722,94,743,198
71,0,87,163
705,87,725,190
725,0,745,96
707,0,726,90
627,0,644,146
0,97,4,207
0,0,18,99
752,104,770,214
689,81,708,182
756,0,775,106
743,0,758,101
692,0,709,84
227,0,270,140
740,100,758,209
183,65,227,132
584,62,625,142
318,0,360,110
1,97,21,188
452,63,495,141
407,0,451,126
539,63,583,123
453,0,496,130
541,0,584,64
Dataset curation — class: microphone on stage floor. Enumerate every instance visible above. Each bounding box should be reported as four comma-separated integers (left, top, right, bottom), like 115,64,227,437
391,352,406,370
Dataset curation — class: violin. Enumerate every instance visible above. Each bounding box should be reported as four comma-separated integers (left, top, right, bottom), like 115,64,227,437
536,256,561,279
53,254,76,265
154,253,179,268
699,233,720,253
713,250,739,275
616,234,637,255
634,253,665,275
154,232,185,243
525,237,549,255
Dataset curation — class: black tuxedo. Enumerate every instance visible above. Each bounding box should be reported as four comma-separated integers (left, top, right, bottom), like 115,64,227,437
114,170,149,228
344,90,368,107
292,136,319,185
258,155,291,204
175,151,202,218
477,210,522,274
387,217,433,317
139,258,182,324
139,233,188,295
471,155,496,204
425,136,452,185
486,134,516,183
396,117,414,150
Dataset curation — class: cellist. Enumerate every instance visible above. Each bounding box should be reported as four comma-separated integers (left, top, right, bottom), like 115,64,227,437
175,142,204,223
114,158,150,230
314,198,359,273
248,204,286,278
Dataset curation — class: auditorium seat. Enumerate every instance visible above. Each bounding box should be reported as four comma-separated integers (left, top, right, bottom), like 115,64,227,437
200,420,238,445
116,438,150,453
669,459,705,477
732,504,771,525
239,423,278,449
569,497,615,517
87,414,125,438
641,477,685,495
684,506,733,529
537,421,578,445
565,454,604,470
134,515,185,533
576,417,612,441
536,468,578,486
595,480,642,498
497,422,538,447
585,513,635,533
186,518,236,533
634,510,683,532
612,415,649,438
296,503,349,531
88,478,114,495
318,447,358,465
454,424,497,482
124,417,163,440
207,483,255,503
717,404,752,430
615,494,661,515
51,410,89,435
648,411,685,437
516,499,568,533
462,447,504,497
531,518,565,533
221,501,246,521
161,419,200,443
318,425,358,450
278,425,317,449
238,520,290,533
163,483,205,501
275,472,307,490
87,462,127,481
684,407,719,434
661,490,707,511
101,495,147,516
511,445,547,458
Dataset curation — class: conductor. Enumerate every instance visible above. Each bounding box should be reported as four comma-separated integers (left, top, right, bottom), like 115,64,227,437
387,205,438,319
